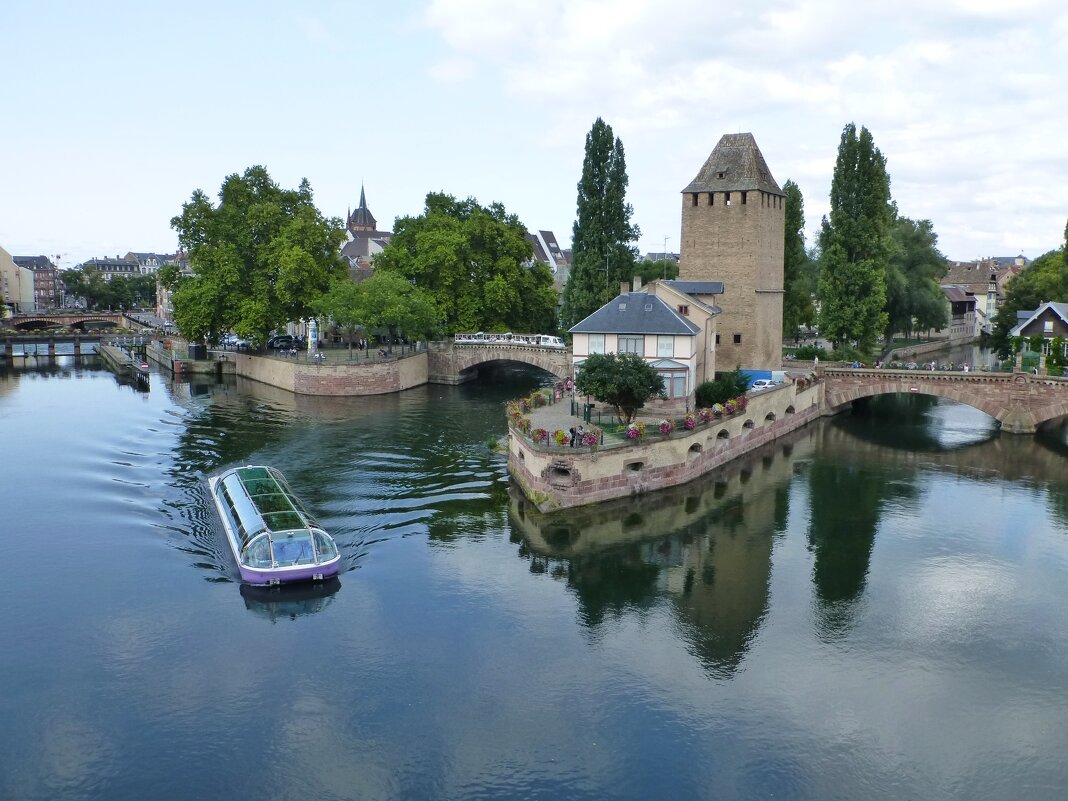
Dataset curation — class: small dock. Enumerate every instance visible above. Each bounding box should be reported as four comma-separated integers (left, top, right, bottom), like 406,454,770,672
98,341,150,387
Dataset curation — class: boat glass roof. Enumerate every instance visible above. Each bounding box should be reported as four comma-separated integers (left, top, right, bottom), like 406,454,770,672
233,466,318,530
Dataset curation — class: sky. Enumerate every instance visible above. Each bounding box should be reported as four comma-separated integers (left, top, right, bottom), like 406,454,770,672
2,0,1067,270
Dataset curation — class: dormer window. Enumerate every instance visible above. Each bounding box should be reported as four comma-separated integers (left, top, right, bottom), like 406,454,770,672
644,303,653,311
678,304,689,316
618,303,627,311
717,171,726,179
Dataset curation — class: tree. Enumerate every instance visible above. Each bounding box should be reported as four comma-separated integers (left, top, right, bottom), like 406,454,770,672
575,351,663,423
561,118,640,327
352,270,440,353
314,279,365,357
635,259,679,285
167,166,347,345
782,180,816,333
373,193,557,335
817,124,894,353
885,217,947,341
990,248,1068,356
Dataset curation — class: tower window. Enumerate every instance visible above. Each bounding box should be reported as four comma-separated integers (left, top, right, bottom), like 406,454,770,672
741,191,747,205
724,192,731,206
691,193,698,207
678,304,689,316
715,334,720,345
708,192,714,206
733,334,741,344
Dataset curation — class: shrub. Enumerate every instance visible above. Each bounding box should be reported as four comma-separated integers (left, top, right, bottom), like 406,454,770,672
658,419,674,435
697,407,713,424
684,412,697,429
794,345,828,360
695,366,750,407
532,428,548,443
553,429,569,446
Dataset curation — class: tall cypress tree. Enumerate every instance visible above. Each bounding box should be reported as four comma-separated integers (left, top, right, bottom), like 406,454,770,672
817,123,893,353
561,118,640,328
782,179,815,334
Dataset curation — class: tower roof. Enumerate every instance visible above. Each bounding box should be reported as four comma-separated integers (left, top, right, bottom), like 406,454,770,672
683,133,783,196
348,184,377,230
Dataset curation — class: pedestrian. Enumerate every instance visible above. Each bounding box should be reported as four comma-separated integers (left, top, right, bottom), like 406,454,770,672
568,427,576,447
576,424,586,446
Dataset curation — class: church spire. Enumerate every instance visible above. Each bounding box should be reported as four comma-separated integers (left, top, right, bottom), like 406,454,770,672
347,183,377,234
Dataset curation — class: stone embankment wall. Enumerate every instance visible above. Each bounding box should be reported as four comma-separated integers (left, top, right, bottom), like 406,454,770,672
230,351,428,396
508,381,823,512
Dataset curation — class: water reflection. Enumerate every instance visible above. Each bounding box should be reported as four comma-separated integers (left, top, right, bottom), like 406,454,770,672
240,578,341,622
510,428,815,676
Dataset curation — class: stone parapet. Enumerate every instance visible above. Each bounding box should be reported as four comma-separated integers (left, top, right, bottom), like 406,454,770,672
509,383,818,511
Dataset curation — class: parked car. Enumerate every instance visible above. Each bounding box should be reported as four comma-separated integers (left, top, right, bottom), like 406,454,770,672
750,379,775,392
267,335,306,350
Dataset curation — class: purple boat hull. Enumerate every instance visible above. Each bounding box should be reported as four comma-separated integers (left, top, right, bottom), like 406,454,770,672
238,558,341,586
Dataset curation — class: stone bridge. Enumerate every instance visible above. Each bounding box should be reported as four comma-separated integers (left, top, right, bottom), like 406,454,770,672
822,367,1068,434
428,341,571,384
6,312,153,331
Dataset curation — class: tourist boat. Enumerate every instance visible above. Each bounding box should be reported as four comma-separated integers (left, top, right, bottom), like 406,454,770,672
208,465,341,585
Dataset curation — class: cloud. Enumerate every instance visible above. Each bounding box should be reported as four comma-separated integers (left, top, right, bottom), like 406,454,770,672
420,0,1068,257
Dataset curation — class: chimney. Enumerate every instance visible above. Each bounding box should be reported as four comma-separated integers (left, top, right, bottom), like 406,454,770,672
632,275,643,291
620,281,629,295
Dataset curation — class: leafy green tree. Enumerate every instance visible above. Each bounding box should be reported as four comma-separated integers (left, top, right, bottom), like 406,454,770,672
817,123,894,353
561,118,640,327
635,259,679,284
782,180,816,333
695,367,749,407
575,351,663,423
885,217,947,341
167,166,346,345
990,248,1068,356
352,270,440,353
314,279,365,357
373,193,556,335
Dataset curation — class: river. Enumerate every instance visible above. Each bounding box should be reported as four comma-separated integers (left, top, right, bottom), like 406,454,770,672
2,359,1067,801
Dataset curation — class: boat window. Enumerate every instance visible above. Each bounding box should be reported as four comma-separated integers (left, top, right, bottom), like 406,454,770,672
221,474,267,539
313,530,338,560
243,534,273,568
262,511,305,531
271,531,316,567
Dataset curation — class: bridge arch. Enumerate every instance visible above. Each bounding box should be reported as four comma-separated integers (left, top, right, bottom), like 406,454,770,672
822,369,1068,433
439,344,572,381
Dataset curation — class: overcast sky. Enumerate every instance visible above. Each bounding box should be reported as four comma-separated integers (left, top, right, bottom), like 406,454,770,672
3,0,1066,269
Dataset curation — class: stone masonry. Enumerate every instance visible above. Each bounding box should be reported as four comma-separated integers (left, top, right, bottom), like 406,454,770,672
678,133,785,371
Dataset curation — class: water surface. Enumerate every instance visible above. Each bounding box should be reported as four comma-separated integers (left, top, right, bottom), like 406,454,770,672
2,365,1067,800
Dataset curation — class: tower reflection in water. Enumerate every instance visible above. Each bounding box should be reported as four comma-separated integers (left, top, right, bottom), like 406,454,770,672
510,428,814,678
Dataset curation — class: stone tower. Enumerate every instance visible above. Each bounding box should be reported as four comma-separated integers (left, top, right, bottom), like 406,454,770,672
679,133,785,371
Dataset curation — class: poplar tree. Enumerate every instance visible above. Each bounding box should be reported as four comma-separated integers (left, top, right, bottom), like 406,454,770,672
561,118,640,328
782,180,816,334
817,124,893,353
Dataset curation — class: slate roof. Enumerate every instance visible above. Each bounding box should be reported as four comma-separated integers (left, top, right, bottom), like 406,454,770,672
1010,301,1068,336
663,280,724,296
569,292,700,336
683,133,783,195
13,255,54,270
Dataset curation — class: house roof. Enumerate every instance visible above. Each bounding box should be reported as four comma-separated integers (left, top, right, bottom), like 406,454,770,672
663,280,724,296
569,292,700,336
683,133,783,196
1010,301,1068,336
940,285,974,303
